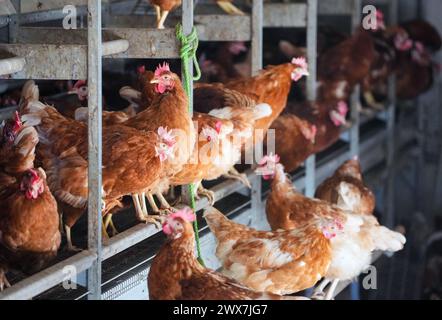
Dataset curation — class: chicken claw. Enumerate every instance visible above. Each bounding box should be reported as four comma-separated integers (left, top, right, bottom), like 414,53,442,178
223,167,251,189
311,278,330,300
197,185,216,206
140,215,164,229
0,268,11,291
65,225,82,252
363,91,385,111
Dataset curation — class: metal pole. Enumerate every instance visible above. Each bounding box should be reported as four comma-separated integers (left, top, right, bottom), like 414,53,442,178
8,0,20,43
304,0,317,197
250,0,263,225
349,0,362,300
180,0,194,206
251,0,263,75
349,0,362,158
87,0,103,300
384,0,398,228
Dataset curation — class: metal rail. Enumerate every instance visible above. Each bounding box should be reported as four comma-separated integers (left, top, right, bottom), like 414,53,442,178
304,0,318,197
86,0,103,300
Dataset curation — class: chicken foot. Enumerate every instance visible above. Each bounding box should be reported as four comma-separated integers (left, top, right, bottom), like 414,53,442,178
155,192,176,214
223,167,252,189
156,10,169,29
311,278,330,300
65,225,81,252
363,91,385,111
216,1,245,15
324,279,340,300
0,267,11,291
194,181,216,205
102,214,118,238
132,194,162,228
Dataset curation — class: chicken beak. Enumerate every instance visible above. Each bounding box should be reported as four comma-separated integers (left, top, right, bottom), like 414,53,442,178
150,79,160,84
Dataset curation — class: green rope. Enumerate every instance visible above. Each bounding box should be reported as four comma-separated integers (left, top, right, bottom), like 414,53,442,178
176,23,204,266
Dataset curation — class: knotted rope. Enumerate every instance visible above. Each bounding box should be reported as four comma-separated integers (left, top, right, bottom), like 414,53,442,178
176,23,204,266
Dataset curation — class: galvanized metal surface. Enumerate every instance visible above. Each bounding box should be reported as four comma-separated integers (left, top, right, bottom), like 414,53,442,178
304,0,318,197
0,39,128,79
349,0,362,158
384,0,398,229
20,0,89,13
249,0,263,224
86,0,103,300
318,0,354,15
263,3,307,28
0,56,25,76
0,0,17,15
0,251,96,300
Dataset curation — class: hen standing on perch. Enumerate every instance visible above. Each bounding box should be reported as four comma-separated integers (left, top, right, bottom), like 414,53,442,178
148,0,181,29
149,208,308,300
312,158,406,299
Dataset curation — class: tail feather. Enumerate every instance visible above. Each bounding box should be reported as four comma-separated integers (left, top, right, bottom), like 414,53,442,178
372,225,406,252
19,80,40,113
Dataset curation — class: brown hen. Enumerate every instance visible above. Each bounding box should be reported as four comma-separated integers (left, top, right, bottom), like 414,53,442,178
148,208,307,300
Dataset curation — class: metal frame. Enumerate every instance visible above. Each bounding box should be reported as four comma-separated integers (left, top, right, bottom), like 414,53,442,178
0,0,404,300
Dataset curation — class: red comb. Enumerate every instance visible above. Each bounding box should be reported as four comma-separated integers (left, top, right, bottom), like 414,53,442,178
215,121,222,134
74,80,87,89
154,62,170,77
169,207,195,222
13,111,22,130
29,168,40,182
137,65,146,74
376,10,384,19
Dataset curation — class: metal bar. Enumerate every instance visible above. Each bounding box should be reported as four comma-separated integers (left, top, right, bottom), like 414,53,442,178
250,0,263,224
86,0,103,300
101,39,129,56
0,251,96,300
18,6,88,24
318,0,353,15
180,0,194,205
0,0,17,15
7,0,19,43
349,0,362,158
304,0,318,197
0,41,129,79
251,0,263,75
383,0,398,228
20,0,88,13
263,3,307,27
0,56,25,76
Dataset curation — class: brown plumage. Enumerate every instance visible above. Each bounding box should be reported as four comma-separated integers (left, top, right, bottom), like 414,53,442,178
204,206,343,295
0,120,60,290
315,159,375,215
311,159,405,299
270,99,348,173
317,29,375,102
194,60,309,140
149,209,307,300
265,163,347,231
268,113,316,173
170,88,271,202
401,20,442,51
20,81,173,248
